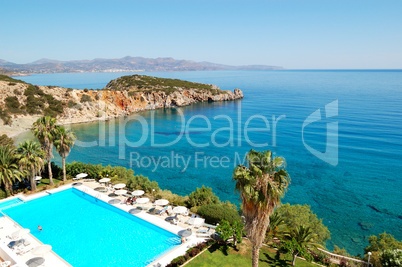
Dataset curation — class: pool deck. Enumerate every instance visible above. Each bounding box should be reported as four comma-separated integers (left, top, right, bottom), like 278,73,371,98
0,182,213,267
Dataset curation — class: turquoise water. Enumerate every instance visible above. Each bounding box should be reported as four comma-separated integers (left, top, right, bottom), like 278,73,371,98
16,70,402,255
0,198,23,210
3,188,179,266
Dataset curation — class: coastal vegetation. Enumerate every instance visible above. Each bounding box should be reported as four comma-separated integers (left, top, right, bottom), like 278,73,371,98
104,74,225,95
0,74,26,84
274,204,331,245
0,74,242,129
363,232,402,267
24,84,64,116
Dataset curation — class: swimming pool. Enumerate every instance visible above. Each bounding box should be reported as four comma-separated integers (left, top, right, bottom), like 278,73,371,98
2,188,180,266
0,198,24,211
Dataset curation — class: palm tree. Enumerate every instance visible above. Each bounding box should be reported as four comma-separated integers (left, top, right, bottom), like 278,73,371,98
233,149,290,267
284,225,322,266
17,141,45,191
54,127,76,181
265,212,286,243
0,145,24,195
32,116,59,186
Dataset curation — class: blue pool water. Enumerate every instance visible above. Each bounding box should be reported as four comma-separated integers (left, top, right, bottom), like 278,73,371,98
15,70,402,255
3,188,179,267
0,198,23,211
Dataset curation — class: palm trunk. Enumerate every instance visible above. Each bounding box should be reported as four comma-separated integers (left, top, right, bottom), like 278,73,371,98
31,169,37,191
48,160,54,185
292,252,298,266
252,245,260,267
4,179,12,196
62,157,66,181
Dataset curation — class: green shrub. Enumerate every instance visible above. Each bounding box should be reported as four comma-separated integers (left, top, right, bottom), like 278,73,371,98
188,247,200,257
0,134,14,146
24,95,44,114
183,253,189,261
196,242,208,251
5,96,21,113
24,84,44,96
126,174,159,193
66,162,103,180
8,82,16,86
0,107,12,125
0,189,7,199
67,100,76,108
0,75,26,84
171,255,186,265
109,165,135,183
156,189,188,206
364,232,402,267
80,94,92,103
188,185,220,208
380,249,402,267
83,89,89,92
22,84,63,116
197,203,241,225
13,89,21,95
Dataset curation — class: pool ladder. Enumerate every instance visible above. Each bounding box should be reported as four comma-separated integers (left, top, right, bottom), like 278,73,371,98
164,237,181,246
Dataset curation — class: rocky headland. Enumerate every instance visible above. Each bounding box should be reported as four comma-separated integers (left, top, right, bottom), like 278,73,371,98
0,74,243,136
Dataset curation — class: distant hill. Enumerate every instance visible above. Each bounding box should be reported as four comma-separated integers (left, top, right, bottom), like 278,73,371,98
0,56,283,74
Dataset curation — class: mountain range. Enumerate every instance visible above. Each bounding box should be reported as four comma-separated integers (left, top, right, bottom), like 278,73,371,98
0,56,283,74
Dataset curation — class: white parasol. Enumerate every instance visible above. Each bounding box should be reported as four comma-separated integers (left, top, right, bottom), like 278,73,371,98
76,173,88,179
172,206,187,214
136,197,150,204
115,189,127,195
99,178,111,183
132,190,144,196
155,199,169,206
113,183,126,189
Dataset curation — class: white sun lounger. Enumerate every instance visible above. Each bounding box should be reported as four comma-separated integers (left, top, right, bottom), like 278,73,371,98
14,245,32,255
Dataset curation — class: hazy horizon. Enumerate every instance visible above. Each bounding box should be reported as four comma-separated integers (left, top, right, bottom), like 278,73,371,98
2,56,402,70
1,0,401,69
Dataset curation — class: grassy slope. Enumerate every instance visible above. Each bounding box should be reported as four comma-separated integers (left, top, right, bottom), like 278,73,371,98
187,241,317,267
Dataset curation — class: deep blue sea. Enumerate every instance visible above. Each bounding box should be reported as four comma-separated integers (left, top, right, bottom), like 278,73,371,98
15,70,402,255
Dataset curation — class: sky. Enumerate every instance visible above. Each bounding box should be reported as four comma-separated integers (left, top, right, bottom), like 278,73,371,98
1,0,401,69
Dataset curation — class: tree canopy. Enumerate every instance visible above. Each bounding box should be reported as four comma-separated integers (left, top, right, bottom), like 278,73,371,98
188,185,220,207
275,203,330,245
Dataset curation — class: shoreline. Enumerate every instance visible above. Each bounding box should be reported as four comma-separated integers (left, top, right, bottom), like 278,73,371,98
7,98,244,139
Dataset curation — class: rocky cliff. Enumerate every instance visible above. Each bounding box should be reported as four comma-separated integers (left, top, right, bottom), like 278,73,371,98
0,75,243,136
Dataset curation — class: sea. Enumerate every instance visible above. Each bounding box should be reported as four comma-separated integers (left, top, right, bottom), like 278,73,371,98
14,70,402,255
